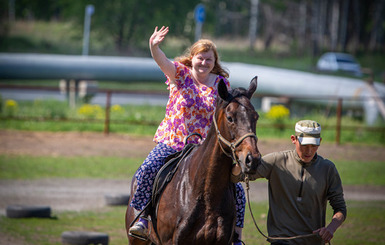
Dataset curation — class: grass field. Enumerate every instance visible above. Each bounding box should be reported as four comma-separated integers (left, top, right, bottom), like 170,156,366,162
1,155,384,186
1,154,385,244
1,201,384,245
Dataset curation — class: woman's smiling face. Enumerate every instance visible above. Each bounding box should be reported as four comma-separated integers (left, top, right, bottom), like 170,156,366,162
191,50,215,75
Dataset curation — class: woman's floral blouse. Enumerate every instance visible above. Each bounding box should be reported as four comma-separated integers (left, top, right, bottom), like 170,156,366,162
154,62,230,151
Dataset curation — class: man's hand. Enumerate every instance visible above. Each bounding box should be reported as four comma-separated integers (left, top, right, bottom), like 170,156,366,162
314,211,345,243
313,227,333,243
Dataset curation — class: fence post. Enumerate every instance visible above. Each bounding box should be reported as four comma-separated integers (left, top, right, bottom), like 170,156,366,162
336,98,342,145
104,91,111,135
68,80,77,108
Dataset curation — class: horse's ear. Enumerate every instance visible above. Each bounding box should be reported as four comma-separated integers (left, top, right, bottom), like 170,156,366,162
247,76,258,99
218,79,229,101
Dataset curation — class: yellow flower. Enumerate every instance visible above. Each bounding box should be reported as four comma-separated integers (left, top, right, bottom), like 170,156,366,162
4,99,18,116
77,104,104,119
111,104,124,113
266,105,290,121
5,99,18,108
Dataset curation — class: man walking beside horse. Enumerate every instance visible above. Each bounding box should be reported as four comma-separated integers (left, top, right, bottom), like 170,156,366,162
232,120,347,245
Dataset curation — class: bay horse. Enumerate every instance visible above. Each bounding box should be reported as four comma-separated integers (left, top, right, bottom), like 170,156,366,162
125,77,261,245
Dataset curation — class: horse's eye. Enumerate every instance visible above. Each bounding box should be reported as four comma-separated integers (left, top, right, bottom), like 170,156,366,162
227,116,233,123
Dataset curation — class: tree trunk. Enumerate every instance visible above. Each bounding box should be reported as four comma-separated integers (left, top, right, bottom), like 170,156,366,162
262,4,274,50
330,0,339,51
369,0,385,51
339,0,349,52
298,0,307,52
318,0,328,50
249,0,259,50
311,0,320,58
350,0,361,53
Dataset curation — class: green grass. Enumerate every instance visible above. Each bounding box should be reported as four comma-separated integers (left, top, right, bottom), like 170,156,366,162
0,100,164,136
1,155,384,185
333,201,385,244
0,151,384,244
336,161,385,186
0,201,384,245
0,119,159,136
243,201,385,245
0,207,129,245
0,155,385,186
0,155,142,180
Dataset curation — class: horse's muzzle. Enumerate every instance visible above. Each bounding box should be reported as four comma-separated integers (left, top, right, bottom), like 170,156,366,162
242,152,260,174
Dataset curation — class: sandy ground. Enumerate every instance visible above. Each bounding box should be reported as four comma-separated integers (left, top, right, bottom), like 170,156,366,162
1,130,385,244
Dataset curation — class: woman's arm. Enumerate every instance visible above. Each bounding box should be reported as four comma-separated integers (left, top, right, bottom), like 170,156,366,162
149,26,176,81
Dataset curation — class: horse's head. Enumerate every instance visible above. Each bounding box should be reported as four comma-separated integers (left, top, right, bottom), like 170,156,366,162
214,76,261,175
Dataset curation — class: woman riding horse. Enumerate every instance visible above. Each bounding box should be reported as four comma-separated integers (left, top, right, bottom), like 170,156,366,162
127,26,249,243
126,77,261,244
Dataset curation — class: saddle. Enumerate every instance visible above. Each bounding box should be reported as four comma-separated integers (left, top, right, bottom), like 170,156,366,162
149,142,197,236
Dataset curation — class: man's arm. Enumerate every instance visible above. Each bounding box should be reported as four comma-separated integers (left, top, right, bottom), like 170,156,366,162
316,161,347,243
313,211,345,243
230,152,279,183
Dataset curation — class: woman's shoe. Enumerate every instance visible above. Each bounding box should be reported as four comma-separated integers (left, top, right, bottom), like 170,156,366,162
129,218,148,239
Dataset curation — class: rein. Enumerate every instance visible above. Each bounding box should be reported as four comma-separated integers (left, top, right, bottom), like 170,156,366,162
244,177,332,245
212,113,257,164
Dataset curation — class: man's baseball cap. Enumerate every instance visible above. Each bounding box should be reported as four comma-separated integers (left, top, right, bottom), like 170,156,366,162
295,120,321,145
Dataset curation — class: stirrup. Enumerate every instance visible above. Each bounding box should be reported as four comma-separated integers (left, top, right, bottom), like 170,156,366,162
128,232,148,241
128,217,150,241
129,223,148,241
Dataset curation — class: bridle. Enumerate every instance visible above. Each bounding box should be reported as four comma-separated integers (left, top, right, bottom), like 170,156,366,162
212,107,257,165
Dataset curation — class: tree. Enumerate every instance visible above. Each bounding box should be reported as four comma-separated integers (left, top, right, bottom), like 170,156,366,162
1,0,383,55
57,0,200,54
